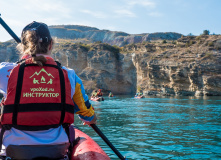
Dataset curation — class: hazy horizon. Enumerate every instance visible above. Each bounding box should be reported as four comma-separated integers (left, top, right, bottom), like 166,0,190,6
0,0,220,42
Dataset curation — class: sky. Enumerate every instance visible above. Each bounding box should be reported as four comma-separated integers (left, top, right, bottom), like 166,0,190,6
0,0,221,42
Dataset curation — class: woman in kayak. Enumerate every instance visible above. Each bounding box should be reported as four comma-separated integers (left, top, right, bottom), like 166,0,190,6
91,90,98,98
96,89,103,97
109,92,114,97
0,21,96,159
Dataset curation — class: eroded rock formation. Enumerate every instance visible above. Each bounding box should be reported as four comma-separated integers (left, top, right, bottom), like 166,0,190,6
52,43,137,94
1,35,221,96
131,35,221,96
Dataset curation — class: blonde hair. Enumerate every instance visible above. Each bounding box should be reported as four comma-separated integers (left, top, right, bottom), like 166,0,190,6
17,30,53,66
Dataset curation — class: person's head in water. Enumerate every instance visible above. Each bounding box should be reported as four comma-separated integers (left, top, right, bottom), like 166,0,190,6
17,21,53,66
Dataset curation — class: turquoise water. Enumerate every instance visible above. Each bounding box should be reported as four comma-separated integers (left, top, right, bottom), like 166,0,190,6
0,96,220,159
75,95,221,160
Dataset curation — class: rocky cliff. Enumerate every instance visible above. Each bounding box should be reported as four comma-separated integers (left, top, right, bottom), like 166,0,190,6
52,42,137,94
49,25,182,46
0,41,19,62
130,35,221,96
0,34,221,96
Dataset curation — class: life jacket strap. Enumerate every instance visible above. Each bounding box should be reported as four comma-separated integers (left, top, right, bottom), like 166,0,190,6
12,62,26,125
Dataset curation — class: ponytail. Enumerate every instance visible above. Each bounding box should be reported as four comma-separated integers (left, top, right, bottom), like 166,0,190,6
17,30,53,66
32,55,47,67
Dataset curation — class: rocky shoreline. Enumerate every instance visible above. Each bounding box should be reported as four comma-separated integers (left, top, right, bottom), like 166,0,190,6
1,33,221,97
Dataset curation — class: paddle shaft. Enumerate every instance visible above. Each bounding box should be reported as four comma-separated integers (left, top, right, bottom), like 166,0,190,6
91,124,127,160
0,14,21,43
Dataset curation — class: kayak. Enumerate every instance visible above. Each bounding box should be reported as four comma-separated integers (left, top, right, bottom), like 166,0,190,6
90,97,104,101
134,95,144,99
71,126,111,160
1,126,110,160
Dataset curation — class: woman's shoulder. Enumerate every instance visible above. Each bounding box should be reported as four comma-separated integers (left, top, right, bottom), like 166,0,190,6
0,62,17,72
61,66,76,75
0,62,17,96
0,62,17,68
61,66,77,86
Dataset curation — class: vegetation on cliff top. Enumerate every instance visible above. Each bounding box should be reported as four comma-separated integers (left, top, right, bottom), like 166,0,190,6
121,35,221,64
54,39,120,54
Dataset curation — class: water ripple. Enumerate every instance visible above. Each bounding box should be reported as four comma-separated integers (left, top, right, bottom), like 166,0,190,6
74,96,221,159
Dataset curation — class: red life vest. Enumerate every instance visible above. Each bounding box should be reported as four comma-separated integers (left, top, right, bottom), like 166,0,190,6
0,58,75,130
97,92,103,96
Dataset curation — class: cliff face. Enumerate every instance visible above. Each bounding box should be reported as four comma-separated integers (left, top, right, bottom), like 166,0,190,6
52,43,137,94
49,25,182,46
131,35,221,96
0,35,221,96
0,41,19,62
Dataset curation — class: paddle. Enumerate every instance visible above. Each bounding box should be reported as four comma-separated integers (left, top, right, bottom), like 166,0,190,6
0,14,128,160
0,14,21,43
91,124,127,160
